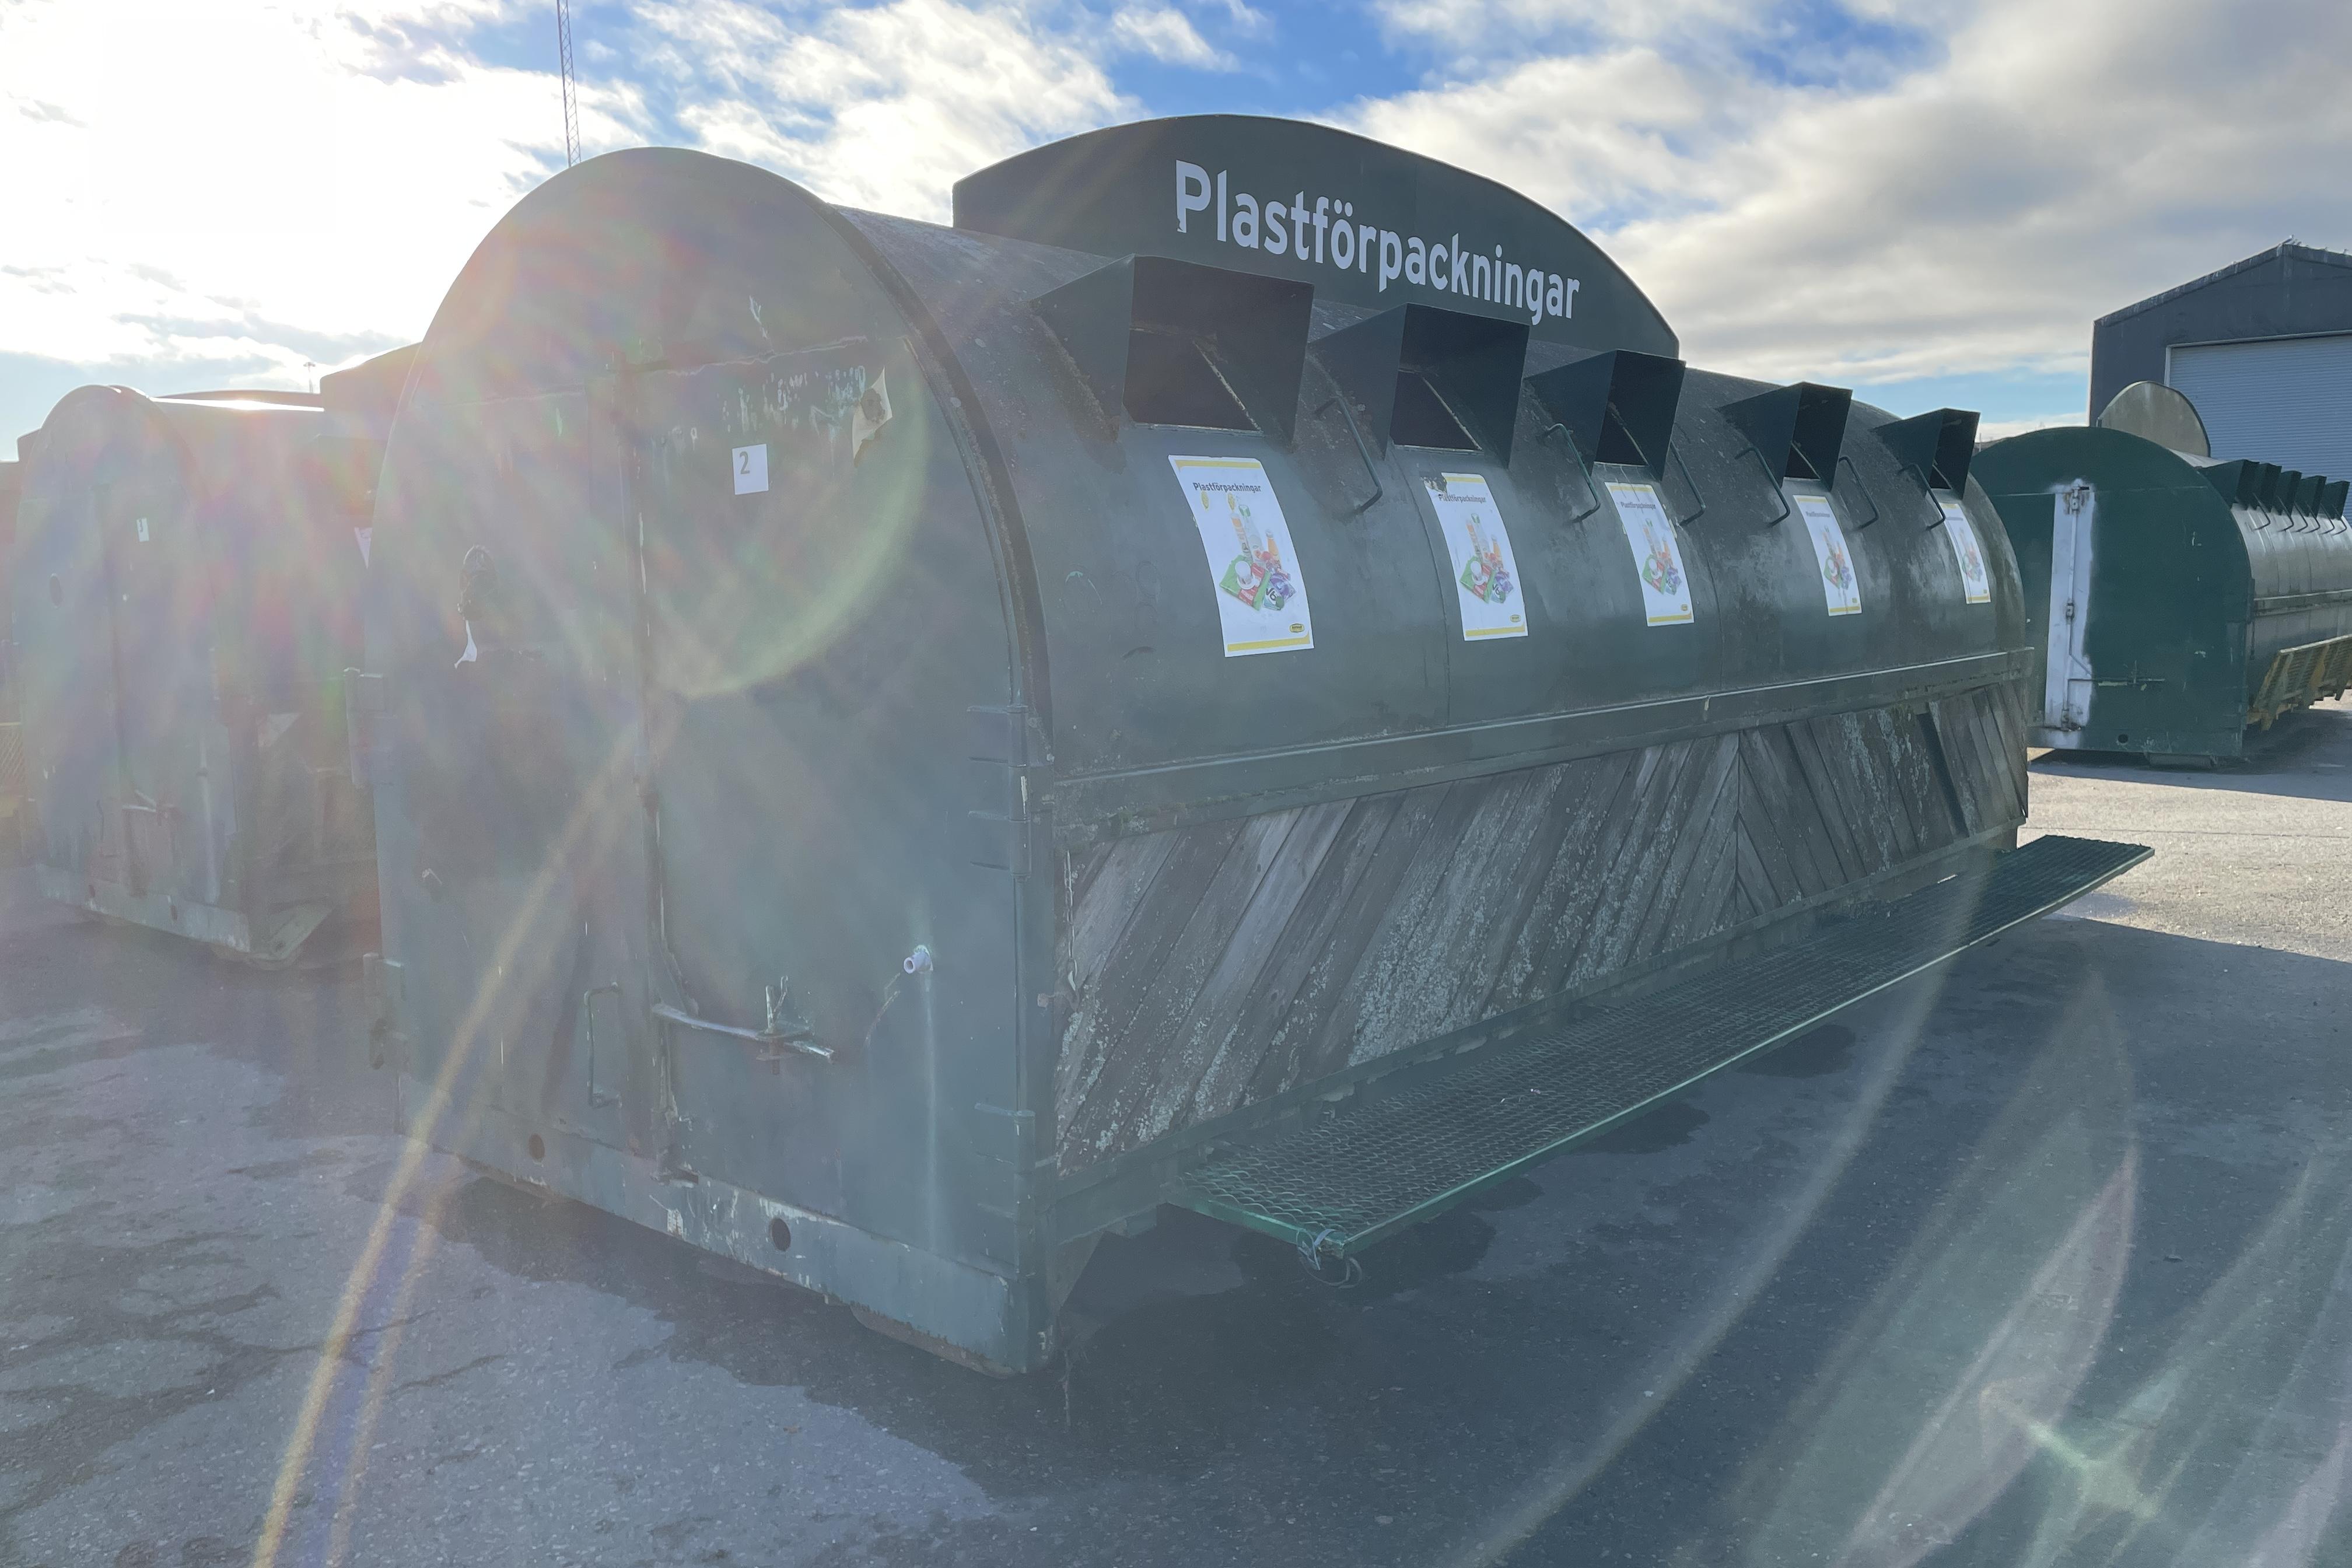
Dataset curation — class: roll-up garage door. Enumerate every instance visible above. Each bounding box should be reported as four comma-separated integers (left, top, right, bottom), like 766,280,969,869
2168,332,2352,475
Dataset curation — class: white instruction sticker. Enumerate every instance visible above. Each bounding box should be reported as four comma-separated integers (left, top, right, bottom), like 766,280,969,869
1940,501,1992,604
733,443,769,495
1424,473,1527,639
1170,455,1314,656
135,517,150,542
1608,482,1694,626
1795,495,1861,615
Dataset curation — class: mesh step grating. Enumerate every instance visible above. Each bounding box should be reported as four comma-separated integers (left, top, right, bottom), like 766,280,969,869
1176,834,2150,1257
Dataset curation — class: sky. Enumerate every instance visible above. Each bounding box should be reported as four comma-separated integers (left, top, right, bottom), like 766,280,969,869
4,0,2349,459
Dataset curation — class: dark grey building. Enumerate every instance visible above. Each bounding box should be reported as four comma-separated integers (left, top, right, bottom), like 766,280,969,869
2090,242,2352,476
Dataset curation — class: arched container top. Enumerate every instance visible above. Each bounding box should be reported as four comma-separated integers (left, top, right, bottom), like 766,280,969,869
953,116,1675,356
407,148,932,408
22,384,323,531
1977,423,2352,603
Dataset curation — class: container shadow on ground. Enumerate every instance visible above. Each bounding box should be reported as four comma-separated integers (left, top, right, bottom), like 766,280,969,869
349,914,2352,1568
3,852,2346,1567
2032,700,2352,802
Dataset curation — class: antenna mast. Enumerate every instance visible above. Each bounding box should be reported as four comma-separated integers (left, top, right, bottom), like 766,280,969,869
556,0,581,167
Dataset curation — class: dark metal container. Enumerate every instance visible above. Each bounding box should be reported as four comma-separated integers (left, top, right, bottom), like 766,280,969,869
360,119,2141,1373
0,459,21,863
1975,387,2352,762
8,362,400,960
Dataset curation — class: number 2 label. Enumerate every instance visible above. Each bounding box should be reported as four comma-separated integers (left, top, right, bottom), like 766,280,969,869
733,443,769,496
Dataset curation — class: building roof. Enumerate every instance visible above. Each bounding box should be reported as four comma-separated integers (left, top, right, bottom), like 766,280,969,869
2096,241,2352,328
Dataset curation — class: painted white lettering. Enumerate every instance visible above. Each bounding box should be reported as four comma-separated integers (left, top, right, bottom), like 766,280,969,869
1176,162,1210,234
1170,151,1584,326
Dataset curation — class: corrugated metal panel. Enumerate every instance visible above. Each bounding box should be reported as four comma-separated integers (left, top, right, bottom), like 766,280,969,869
2168,332,2352,479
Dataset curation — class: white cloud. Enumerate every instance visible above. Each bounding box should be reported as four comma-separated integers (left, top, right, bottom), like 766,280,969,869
639,0,1134,220
1208,0,1273,40
0,0,642,404
1345,0,2352,394
1376,0,1754,52
1110,5,1234,69
1350,47,1759,225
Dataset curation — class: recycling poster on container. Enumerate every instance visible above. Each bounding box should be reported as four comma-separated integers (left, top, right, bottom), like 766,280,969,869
1795,495,1862,615
1171,455,1315,655
1608,481,1695,625
1424,473,1527,639
1940,501,1993,604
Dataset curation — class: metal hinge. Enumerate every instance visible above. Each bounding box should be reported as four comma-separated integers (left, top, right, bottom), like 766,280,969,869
967,811,1032,876
968,703,1038,877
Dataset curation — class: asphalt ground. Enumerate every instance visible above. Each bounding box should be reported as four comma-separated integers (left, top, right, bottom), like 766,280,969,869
4,706,2350,1566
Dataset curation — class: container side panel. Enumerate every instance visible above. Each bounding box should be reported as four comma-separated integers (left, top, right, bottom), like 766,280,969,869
1051,690,1997,1175
11,460,127,887
369,387,650,1156
629,342,1024,1270
13,391,372,948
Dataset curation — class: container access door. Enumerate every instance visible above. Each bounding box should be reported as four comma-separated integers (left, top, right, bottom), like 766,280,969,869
98,473,225,908
12,470,129,886
2041,480,2096,739
372,389,644,1154
623,342,1021,1241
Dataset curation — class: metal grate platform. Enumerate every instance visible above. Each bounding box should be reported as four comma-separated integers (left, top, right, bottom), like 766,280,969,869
1176,834,2150,1258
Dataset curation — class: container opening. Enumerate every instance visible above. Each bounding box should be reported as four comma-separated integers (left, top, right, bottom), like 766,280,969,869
1876,405,1979,494
1125,327,1254,430
1723,382,1855,482
1032,254,1312,440
1390,373,1478,450
1526,348,1686,470
2202,459,2266,509
1314,303,1531,461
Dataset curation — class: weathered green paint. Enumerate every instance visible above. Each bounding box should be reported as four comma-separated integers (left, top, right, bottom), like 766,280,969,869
1976,425,2352,761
